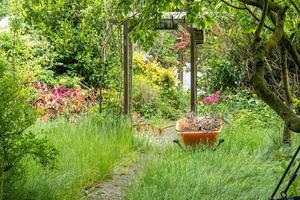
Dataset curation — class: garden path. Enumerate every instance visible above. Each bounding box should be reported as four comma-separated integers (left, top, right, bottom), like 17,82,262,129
83,126,177,200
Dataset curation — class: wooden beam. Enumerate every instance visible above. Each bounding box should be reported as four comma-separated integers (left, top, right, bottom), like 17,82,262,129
110,12,187,25
190,27,197,113
123,22,130,115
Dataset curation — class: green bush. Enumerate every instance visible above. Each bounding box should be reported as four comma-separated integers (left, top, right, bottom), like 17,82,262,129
0,23,58,85
157,87,187,120
197,90,278,124
133,52,186,119
133,75,159,117
0,62,56,199
206,59,244,92
0,24,86,89
18,0,122,87
0,0,9,18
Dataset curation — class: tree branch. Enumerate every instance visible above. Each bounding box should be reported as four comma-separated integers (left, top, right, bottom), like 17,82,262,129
238,0,283,12
265,59,280,88
244,4,275,31
253,0,269,44
220,0,246,10
267,12,300,69
282,34,300,69
289,0,300,15
280,43,293,104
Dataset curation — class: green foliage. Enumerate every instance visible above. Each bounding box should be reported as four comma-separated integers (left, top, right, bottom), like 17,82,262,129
0,20,58,84
0,23,88,89
56,75,83,88
0,63,56,199
133,75,159,117
9,112,135,200
158,87,187,120
133,52,185,119
147,31,178,66
294,98,300,114
205,59,244,92
18,0,122,87
196,21,250,93
0,0,8,18
133,52,176,87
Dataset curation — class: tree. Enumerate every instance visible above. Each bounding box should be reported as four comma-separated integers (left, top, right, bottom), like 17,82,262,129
226,0,300,140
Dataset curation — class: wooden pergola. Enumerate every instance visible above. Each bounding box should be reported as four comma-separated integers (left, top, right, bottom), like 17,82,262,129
118,12,205,115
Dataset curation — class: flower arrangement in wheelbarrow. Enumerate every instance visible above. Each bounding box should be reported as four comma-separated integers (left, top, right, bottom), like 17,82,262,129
176,91,223,147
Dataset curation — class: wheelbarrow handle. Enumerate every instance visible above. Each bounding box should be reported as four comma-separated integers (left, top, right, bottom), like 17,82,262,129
173,139,184,150
213,139,225,151
173,139,225,151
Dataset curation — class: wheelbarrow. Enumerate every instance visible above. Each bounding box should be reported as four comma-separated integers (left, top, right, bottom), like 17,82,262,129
173,117,224,150
173,128,224,150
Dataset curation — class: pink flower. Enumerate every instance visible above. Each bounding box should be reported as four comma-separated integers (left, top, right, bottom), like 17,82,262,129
34,81,44,90
201,91,221,105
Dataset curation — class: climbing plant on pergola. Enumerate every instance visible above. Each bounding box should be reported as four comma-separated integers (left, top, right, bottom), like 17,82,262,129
112,12,205,115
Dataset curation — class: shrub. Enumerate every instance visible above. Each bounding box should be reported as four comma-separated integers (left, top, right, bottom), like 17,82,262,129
33,82,96,119
0,23,58,86
133,52,185,119
133,75,159,117
206,59,244,92
18,0,122,87
133,52,176,88
0,62,56,199
0,0,8,18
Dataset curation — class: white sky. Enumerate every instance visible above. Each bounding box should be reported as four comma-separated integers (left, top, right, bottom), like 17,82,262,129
0,17,9,32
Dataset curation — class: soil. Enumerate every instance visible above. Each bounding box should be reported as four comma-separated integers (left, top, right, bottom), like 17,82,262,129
83,125,178,200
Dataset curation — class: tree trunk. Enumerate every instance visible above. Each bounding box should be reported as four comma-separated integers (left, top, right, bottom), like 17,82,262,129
250,5,300,133
281,44,293,145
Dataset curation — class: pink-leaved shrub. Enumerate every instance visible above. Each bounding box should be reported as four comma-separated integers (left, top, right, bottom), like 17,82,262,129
33,81,96,118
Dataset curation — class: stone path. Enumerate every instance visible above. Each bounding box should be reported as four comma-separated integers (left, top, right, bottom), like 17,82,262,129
83,126,178,200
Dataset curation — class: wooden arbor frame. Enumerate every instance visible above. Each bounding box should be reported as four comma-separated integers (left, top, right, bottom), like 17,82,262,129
119,12,204,115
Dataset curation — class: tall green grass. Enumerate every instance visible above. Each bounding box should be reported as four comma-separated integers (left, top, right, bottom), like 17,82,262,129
125,109,300,200
10,113,135,200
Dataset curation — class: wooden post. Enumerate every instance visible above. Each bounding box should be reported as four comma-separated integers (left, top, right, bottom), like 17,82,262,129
190,27,197,113
178,53,184,87
129,40,133,114
123,22,130,115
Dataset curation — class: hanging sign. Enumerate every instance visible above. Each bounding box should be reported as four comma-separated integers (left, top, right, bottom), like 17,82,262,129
194,29,205,44
156,19,178,30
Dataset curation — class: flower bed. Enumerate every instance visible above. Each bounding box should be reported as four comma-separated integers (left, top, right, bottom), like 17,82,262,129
33,82,96,119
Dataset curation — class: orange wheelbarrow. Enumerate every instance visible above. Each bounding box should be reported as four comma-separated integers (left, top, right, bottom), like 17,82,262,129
174,117,224,150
